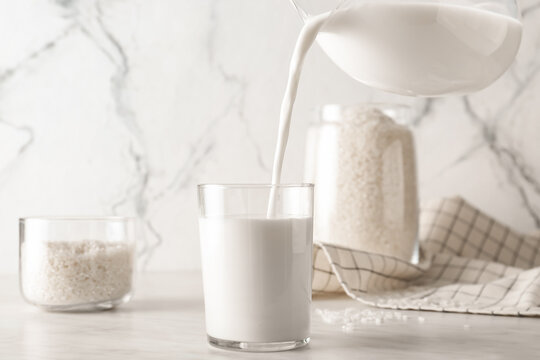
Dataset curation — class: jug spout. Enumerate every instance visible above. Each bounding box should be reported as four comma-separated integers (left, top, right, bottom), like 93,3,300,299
289,0,308,21
289,0,352,22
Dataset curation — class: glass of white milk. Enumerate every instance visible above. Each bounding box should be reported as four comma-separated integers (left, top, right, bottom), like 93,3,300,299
198,184,314,352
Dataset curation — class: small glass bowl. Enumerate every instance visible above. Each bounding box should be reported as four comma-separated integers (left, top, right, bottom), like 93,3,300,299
19,217,137,312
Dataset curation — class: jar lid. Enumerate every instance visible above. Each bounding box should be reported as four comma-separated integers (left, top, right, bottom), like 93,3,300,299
317,103,411,125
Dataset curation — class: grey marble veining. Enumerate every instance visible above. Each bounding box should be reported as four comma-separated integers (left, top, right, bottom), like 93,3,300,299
1,0,540,272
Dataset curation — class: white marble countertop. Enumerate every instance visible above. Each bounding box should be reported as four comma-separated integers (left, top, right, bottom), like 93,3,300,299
1,271,539,359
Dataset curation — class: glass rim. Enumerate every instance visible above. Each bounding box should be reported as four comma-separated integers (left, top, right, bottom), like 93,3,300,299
198,183,314,189
19,216,138,223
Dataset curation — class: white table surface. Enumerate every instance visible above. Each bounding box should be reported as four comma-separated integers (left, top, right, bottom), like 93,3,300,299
1,271,539,359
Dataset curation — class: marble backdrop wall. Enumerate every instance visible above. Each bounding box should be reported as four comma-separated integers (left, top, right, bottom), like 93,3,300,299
1,0,539,273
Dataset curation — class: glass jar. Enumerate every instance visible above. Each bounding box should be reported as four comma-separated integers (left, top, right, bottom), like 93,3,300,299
304,104,419,263
19,217,137,311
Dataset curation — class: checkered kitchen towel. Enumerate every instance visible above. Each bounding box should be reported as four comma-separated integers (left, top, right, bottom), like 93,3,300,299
312,197,540,316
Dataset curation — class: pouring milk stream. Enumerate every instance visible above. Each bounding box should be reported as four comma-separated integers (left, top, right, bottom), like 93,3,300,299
267,1,522,216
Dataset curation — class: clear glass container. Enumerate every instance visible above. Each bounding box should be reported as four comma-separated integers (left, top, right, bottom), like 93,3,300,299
198,184,313,352
19,217,137,312
304,104,419,263
289,0,523,96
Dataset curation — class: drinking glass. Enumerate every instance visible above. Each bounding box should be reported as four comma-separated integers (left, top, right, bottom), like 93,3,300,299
198,184,313,352
19,217,137,311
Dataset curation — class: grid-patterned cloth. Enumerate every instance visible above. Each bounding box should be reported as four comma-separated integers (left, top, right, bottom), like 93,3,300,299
312,197,540,316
